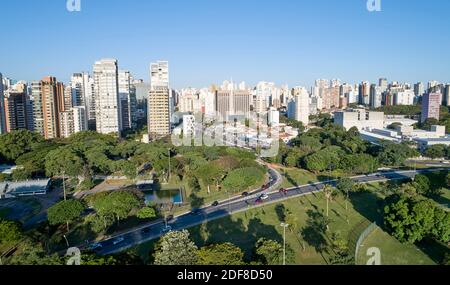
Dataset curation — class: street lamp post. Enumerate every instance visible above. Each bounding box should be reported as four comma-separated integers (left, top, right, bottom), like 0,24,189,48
280,223,289,265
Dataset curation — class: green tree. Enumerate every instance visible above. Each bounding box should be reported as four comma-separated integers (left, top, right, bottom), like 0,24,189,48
136,207,157,220
254,238,283,265
0,130,43,162
412,174,431,196
223,167,265,192
7,242,62,265
47,200,85,232
153,230,198,265
197,243,245,265
93,191,142,224
424,144,446,159
0,219,23,246
45,146,85,179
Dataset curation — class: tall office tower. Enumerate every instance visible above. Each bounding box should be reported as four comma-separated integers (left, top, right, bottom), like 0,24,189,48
358,81,370,105
293,87,310,126
379,78,388,93
238,81,247,91
421,93,442,123
445,84,450,107
71,72,95,130
148,61,170,138
369,84,382,109
60,106,87,138
93,59,122,135
39,77,65,139
31,81,44,136
5,83,29,131
0,73,6,134
118,70,137,130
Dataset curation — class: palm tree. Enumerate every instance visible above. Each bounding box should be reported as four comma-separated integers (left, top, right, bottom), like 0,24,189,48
323,185,335,217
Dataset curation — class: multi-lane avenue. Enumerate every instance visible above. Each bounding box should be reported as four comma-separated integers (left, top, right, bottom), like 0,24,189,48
93,167,448,255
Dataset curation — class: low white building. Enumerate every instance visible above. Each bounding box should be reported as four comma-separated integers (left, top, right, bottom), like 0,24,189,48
334,109,384,131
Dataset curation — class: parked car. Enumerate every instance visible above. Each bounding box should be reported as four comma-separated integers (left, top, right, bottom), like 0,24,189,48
112,237,125,245
242,192,249,197
212,201,219,207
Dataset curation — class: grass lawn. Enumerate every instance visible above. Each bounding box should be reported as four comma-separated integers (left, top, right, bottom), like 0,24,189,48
358,227,437,265
135,190,384,264
279,168,320,189
133,179,444,265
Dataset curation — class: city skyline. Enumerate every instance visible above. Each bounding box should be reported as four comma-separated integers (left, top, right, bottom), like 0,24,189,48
1,0,450,88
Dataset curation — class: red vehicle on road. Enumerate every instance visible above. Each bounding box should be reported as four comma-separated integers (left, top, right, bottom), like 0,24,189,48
279,188,288,195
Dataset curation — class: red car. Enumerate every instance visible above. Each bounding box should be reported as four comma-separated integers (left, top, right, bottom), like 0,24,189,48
279,188,288,195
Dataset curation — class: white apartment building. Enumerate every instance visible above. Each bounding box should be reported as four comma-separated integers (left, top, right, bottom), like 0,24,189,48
182,115,195,136
93,59,122,135
394,90,415,106
148,61,171,138
268,107,280,126
70,72,95,128
60,106,87,138
293,86,310,126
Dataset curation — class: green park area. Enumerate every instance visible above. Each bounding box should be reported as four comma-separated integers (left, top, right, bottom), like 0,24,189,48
132,169,450,265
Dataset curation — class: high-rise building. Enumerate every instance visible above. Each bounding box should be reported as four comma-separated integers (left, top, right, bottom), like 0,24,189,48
93,59,122,135
359,81,370,105
394,90,415,106
5,83,29,131
445,84,450,107
215,89,250,120
421,93,442,123
369,84,382,109
292,87,310,126
40,77,65,139
60,106,87,138
118,70,137,130
414,82,425,97
71,72,95,130
148,61,171,138
379,78,388,93
0,73,6,134
31,81,44,136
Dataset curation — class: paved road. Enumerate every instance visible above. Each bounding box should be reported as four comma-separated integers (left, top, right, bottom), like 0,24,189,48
94,168,448,255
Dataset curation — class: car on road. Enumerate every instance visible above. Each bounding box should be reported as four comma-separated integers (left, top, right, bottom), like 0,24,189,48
165,215,174,221
255,199,263,205
212,201,219,207
259,193,269,200
262,183,270,190
89,243,103,251
112,237,125,245
279,188,288,195
242,192,249,197
161,226,172,234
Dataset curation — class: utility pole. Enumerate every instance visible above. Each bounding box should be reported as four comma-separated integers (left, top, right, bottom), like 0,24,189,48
280,223,289,265
168,149,171,182
62,170,67,201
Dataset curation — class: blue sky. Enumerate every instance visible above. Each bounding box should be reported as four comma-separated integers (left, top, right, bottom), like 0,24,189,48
1,0,449,88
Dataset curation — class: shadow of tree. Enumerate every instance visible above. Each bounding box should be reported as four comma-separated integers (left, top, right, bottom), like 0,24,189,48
300,210,330,263
189,215,283,261
275,204,286,223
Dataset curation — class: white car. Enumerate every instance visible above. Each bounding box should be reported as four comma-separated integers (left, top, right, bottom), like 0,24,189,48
112,237,125,245
259,194,270,200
